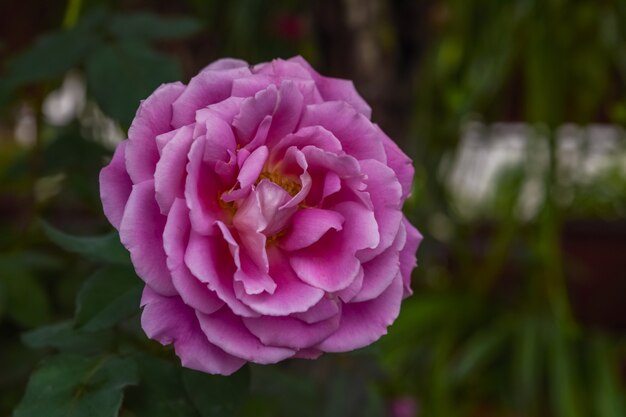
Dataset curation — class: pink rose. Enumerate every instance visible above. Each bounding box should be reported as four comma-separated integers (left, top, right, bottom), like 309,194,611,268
100,56,422,375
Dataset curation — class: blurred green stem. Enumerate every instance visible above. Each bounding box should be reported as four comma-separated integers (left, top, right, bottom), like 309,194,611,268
543,131,575,333
63,0,82,29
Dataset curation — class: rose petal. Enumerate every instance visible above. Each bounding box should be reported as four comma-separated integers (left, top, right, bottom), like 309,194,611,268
288,56,372,118
244,114,272,152
185,139,222,235
202,113,238,163
100,141,132,230
126,82,185,184
140,287,244,375
357,159,403,262
352,245,400,303
204,58,249,71
266,80,304,144
280,208,344,251
172,66,251,127
292,296,341,324
399,217,422,298
255,180,298,236
164,198,224,314
316,272,403,352
233,85,278,144
154,125,194,214
231,74,274,97
276,147,312,209
243,312,340,350
222,145,269,203
288,230,359,293
237,247,324,316
119,180,176,295
293,348,323,359
270,125,342,164
336,267,364,303
185,229,260,317
217,222,276,296
379,125,414,200
289,201,378,292
298,101,386,163
255,58,313,79
195,96,245,126
197,308,295,364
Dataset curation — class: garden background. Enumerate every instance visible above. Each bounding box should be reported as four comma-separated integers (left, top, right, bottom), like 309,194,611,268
1,0,626,416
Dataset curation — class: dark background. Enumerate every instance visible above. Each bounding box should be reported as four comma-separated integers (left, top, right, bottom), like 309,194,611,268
1,0,626,416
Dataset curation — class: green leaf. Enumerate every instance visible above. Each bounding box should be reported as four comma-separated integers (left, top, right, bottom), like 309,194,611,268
41,221,129,265
6,28,100,86
22,321,114,354
548,323,584,417
513,316,541,413
450,323,509,384
0,278,5,320
124,354,199,417
247,366,318,417
75,266,142,331
86,41,182,125
589,337,625,417
13,354,138,417
2,270,50,328
109,13,202,40
182,365,250,417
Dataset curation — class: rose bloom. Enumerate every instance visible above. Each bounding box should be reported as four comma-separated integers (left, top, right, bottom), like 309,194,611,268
100,56,422,375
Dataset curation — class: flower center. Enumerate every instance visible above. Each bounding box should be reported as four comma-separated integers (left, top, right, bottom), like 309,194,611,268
218,197,237,216
257,170,302,197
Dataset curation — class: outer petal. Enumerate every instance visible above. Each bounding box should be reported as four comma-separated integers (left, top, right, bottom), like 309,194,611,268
255,58,313,79
140,287,244,375
231,74,274,97
197,308,295,364
336,267,364,303
185,138,223,235
126,82,185,184
399,218,422,298
293,348,323,359
195,96,245,127
204,58,249,71
292,296,341,324
316,273,404,352
287,56,371,118
164,198,224,314
357,159,403,262
171,66,251,127
298,101,385,162
243,313,340,350
233,85,278,145
119,180,176,295
379,125,414,200
100,141,132,230
154,125,194,214
352,245,400,302
266,80,304,144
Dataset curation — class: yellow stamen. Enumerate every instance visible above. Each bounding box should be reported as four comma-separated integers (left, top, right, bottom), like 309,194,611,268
257,170,302,197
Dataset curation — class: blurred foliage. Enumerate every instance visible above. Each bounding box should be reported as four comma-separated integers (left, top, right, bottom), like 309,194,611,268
0,0,625,416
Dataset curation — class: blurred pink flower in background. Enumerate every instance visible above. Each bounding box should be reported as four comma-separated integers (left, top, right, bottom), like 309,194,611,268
390,396,419,417
100,56,422,374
